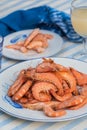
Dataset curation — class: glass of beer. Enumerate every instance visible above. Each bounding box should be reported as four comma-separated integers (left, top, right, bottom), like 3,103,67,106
71,0,87,55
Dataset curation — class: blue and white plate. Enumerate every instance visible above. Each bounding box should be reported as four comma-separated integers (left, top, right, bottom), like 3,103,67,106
0,57,87,122
3,29,63,60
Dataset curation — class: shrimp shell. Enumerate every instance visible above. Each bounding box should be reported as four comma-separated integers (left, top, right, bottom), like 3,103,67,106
50,89,72,102
70,67,87,86
7,70,27,97
24,28,40,47
26,72,63,95
35,58,68,73
32,82,57,102
43,105,66,117
36,62,57,73
58,71,77,94
56,95,85,110
22,102,44,110
12,80,32,101
68,98,87,110
22,101,60,110
27,41,43,49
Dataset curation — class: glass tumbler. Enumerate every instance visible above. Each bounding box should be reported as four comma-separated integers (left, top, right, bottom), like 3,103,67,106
71,0,87,55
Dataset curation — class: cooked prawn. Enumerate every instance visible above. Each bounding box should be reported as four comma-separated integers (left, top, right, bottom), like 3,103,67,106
5,44,21,50
26,72,64,95
70,67,87,86
22,102,44,110
5,41,28,53
32,82,57,102
58,71,78,94
31,33,48,48
68,98,87,110
12,80,32,101
32,46,45,53
35,58,68,73
24,28,40,47
36,62,57,73
7,70,27,97
20,46,28,53
27,41,43,49
25,90,34,100
56,95,85,109
54,71,71,93
22,101,60,110
43,105,66,117
18,97,29,104
50,89,72,101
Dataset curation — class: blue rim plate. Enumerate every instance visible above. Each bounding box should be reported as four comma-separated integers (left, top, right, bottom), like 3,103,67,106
3,29,63,61
0,57,87,122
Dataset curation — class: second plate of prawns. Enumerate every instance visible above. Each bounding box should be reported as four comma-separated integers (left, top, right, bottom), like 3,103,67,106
3,29,63,60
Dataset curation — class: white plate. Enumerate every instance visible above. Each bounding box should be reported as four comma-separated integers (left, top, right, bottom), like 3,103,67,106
3,29,63,60
0,57,87,122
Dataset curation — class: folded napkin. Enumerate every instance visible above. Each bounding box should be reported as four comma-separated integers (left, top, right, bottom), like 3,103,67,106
0,5,83,43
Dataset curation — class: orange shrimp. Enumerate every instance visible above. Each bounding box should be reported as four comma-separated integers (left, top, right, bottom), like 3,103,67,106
5,44,21,50
18,97,29,104
50,89,72,101
7,70,27,97
27,41,43,49
54,71,71,93
5,41,28,53
32,82,57,102
20,46,28,53
31,33,45,41
25,90,34,99
42,58,68,71
62,80,71,93
25,72,64,95
58,71,78,94
43,105,66,117
12,80,32,101
36,62,57,73
68,98,87,110
55,64,69,72
56,95,85,110
32,46,45,53
22,102,44,110
22,101,60,110
32,33,53,41
70,67,87,86
30,33,49,48
35,58,68,73
24,28,40,47
37,35,48,48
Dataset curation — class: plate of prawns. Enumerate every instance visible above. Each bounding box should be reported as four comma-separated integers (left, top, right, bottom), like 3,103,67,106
3,28,63,60
0,57,87,122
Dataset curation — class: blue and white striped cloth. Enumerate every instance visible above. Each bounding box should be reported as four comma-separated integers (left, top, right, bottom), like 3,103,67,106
0,0,87,130
0,5,83,43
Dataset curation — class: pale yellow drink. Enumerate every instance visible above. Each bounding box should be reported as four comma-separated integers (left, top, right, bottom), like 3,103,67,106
71,7,87,36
